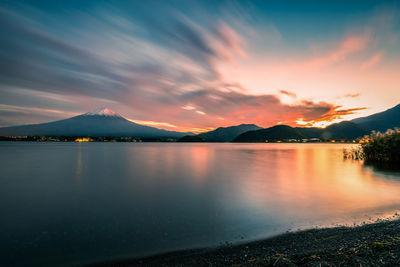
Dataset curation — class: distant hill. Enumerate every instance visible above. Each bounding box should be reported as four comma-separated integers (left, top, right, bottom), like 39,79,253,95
352,104,400,133
234,122,369,142
233,104,400,142
295,127,323,139
0,108,189,138
197,124,262,142
321,121,368,140
234,125,305,142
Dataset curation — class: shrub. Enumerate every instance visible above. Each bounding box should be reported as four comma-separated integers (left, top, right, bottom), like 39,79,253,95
344,128,400,169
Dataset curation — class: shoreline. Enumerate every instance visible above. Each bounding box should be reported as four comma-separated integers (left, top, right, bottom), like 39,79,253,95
87,219,400,266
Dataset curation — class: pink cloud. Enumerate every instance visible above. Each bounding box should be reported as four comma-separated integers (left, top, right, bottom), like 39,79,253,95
361,51,383,69
302,34,370,70
215,22,246,57
159,88,367,131
210,22,246,63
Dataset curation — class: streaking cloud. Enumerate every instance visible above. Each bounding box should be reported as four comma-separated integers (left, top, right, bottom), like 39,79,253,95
0,1,398,131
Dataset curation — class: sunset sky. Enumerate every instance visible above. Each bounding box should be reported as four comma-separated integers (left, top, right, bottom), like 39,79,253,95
0,0,399,133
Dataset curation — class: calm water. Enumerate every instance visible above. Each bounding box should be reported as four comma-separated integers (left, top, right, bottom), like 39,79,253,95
1,142,400,266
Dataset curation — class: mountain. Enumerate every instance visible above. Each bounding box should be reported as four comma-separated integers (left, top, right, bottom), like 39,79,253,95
197,124,262,142
295,127,323,138
232,104,400,142
352,104,400,133
234,122,369,142
2,104,399,141
234,125,305,142
321,121,368,140
0,108,189,138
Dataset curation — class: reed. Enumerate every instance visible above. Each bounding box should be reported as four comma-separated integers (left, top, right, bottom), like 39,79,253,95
343,128,400,169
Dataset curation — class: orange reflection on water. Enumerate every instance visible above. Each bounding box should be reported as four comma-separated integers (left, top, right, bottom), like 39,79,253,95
189,145,214,184
236,144,400,224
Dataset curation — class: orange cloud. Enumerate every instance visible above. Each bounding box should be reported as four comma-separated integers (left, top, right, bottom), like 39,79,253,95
168,87,368,131
344,93,360,98
127,118,177,129
295,107,368,128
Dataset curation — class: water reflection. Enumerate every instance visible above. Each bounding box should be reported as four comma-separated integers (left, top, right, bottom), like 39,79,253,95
0,142,400,266
75,144,83,182
234,145,400,223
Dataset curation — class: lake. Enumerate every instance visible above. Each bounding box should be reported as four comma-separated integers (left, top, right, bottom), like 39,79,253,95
1,142,400,266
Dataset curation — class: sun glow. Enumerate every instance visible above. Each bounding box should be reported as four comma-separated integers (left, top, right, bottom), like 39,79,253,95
296,118,343,128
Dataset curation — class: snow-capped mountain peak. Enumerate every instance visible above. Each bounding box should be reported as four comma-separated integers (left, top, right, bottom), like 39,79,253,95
84,107,122,117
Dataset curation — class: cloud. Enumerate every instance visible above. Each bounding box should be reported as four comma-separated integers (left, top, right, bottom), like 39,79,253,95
279,90,297,98
182,105,196,110
211,21,246,61
0,3,373,131
318,107,368,122
164,87,366,129
0,4,252,128
0,5,248,103
127,118,177,129
361,51,383,69
301,34,370,70
344,93,361,98
296,106,368,127
0,104,80,127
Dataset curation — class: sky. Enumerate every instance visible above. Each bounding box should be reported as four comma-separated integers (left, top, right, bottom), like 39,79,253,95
0,0,399,133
